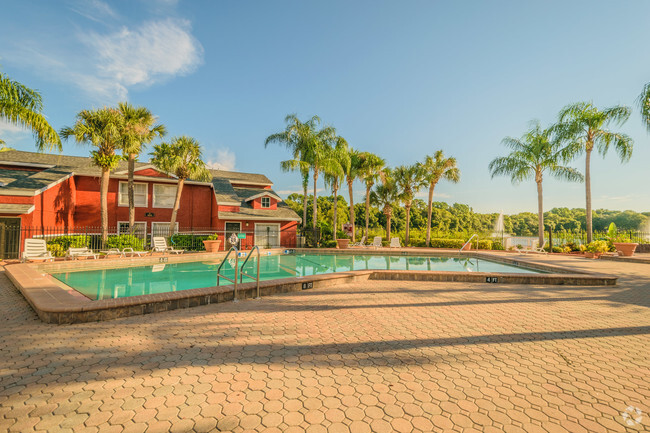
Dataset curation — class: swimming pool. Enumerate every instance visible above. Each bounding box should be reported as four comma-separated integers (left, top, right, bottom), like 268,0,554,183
51,253,542,300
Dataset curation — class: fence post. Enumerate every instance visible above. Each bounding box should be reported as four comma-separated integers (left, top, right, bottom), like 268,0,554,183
0,223,5,260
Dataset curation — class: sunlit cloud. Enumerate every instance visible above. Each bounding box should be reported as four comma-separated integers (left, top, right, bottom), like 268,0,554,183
206,148,236,171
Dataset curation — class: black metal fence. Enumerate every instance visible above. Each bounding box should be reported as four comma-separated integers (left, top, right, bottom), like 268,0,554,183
0,225,288,260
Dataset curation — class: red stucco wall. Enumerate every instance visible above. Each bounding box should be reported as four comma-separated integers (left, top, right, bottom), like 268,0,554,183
250,196,278,210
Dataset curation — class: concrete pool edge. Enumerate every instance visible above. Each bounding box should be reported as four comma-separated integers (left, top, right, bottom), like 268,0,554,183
5,251,617,324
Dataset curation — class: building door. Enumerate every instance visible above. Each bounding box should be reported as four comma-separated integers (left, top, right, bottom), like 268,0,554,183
0,217,21,259
255,224,280,248
225,222,241,249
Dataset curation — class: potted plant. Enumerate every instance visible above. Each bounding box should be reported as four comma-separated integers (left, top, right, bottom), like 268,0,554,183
607,222,638,257
336,238,350,249
582,240,608,259
202,233,221,253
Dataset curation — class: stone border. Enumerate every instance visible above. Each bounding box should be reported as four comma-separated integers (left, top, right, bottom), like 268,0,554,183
5,249,617,324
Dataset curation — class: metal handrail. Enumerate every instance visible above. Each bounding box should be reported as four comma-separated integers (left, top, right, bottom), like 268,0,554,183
460,234,478,252
240,246,261,299
217,246,239,301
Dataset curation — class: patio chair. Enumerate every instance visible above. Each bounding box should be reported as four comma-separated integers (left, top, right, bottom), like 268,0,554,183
371,236,383,249
514,239,538,254
22,239,54,262
101,248,124,258
350,236,367,247
66,247,98,260
390,237,401,248
122,247,149,257
152,237,185,254
531,240,548,254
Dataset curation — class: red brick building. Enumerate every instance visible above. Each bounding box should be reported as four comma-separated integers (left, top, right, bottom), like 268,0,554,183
0,150,300,254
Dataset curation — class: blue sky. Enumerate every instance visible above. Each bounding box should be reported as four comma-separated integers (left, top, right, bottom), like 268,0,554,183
1,0,649,214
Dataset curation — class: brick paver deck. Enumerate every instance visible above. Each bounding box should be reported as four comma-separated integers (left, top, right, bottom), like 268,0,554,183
0,255,648,432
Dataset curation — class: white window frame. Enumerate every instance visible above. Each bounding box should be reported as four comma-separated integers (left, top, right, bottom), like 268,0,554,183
117,221,147,235
118,182,148,207
261,196,271,208
254,223,281,248
152,184,178,208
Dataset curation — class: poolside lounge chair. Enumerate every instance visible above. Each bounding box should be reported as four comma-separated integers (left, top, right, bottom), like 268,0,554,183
22,239,54,262
152,237,184,254
372,236,383,249
66,247,98,260
531,241,548,254
350,236,367,247
101,248,124,258
390,237,401,248
122,247,149,257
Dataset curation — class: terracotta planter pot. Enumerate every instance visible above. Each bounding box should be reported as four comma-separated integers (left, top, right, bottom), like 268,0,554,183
584,251,602,259
613,242,638,257
461,242,473,251
203,240,221,253
336,239,350,249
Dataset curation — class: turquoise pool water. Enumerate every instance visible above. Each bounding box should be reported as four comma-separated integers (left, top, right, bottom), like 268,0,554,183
51,253,541,300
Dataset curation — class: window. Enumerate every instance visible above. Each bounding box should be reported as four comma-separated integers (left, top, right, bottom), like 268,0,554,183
153,184,178,208
261,197,271,208
118,222,147,239
118,182,147,207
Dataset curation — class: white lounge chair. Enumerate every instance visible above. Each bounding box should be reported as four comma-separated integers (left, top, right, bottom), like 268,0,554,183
372,236,383,248
22,239,54,262
152,237,184,254
351,236,367,247
531,241,548,254
67,247,98,260
122,247,149,257
101,248,124,258
390,237,401,248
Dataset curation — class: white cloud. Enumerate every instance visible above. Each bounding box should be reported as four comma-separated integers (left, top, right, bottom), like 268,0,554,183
83,18,203,100
68,0,118,23
277,187,324,196
0,119,29,144
415,190,451,200
206,148,236,171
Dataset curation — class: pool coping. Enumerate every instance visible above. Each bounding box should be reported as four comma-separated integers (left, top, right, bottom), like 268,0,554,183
5,249,617,324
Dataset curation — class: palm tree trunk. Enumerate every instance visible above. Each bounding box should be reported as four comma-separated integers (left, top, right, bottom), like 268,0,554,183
100,167,110,244
302,174,308,229
333,185,338,242
365,185,371,239
128,153,136,232
386,210,392,241
169,178,185,236
347,180,355,241
405,204,411,246
426,183,434,247
585,148,592,243
312,169,319,231
536,179,544,247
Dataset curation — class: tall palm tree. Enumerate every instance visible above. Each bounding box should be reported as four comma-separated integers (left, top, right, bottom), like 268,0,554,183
150,136,212,235
60,107,124,242
342,147,362,241
1,72,61,151
304,125,339,231
322,140,347,241
357,152,386,239
394,164,425,246
489,122,584,246
371,169,398,241
555,102,632,243
118,102,166,232
265,114,324,229
421,151,460,247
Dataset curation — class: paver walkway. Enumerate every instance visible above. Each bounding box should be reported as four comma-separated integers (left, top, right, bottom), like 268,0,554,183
0,255,649,432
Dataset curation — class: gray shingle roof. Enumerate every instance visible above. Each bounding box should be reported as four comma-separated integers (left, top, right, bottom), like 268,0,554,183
210,169,271,185
218,206,301,222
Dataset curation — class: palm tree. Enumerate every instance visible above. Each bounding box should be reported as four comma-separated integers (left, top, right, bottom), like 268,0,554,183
304,125,339,231
150,136,212,235
265,114,321,229
555,102,632,243
371,169,398,241
394,164,425,246
342,148,362,241
489,122,584,246
118,102,166,232
60,107,124,242
1,72,61,151
421,151,460,247
322,140,347,241
357,152,386,239
638,83,650,132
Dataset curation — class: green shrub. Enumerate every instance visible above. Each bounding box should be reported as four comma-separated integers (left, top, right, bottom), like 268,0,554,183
105,235,145,251
46,244,66,257
491,241,505,250
321,240,337,248
476,240,492,250
429,238,465,249
171,234,209,251
585,240,609,253
552,246,564,253
46,235,89,250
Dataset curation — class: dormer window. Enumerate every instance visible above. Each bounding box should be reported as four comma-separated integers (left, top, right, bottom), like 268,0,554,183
261,197,271,208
